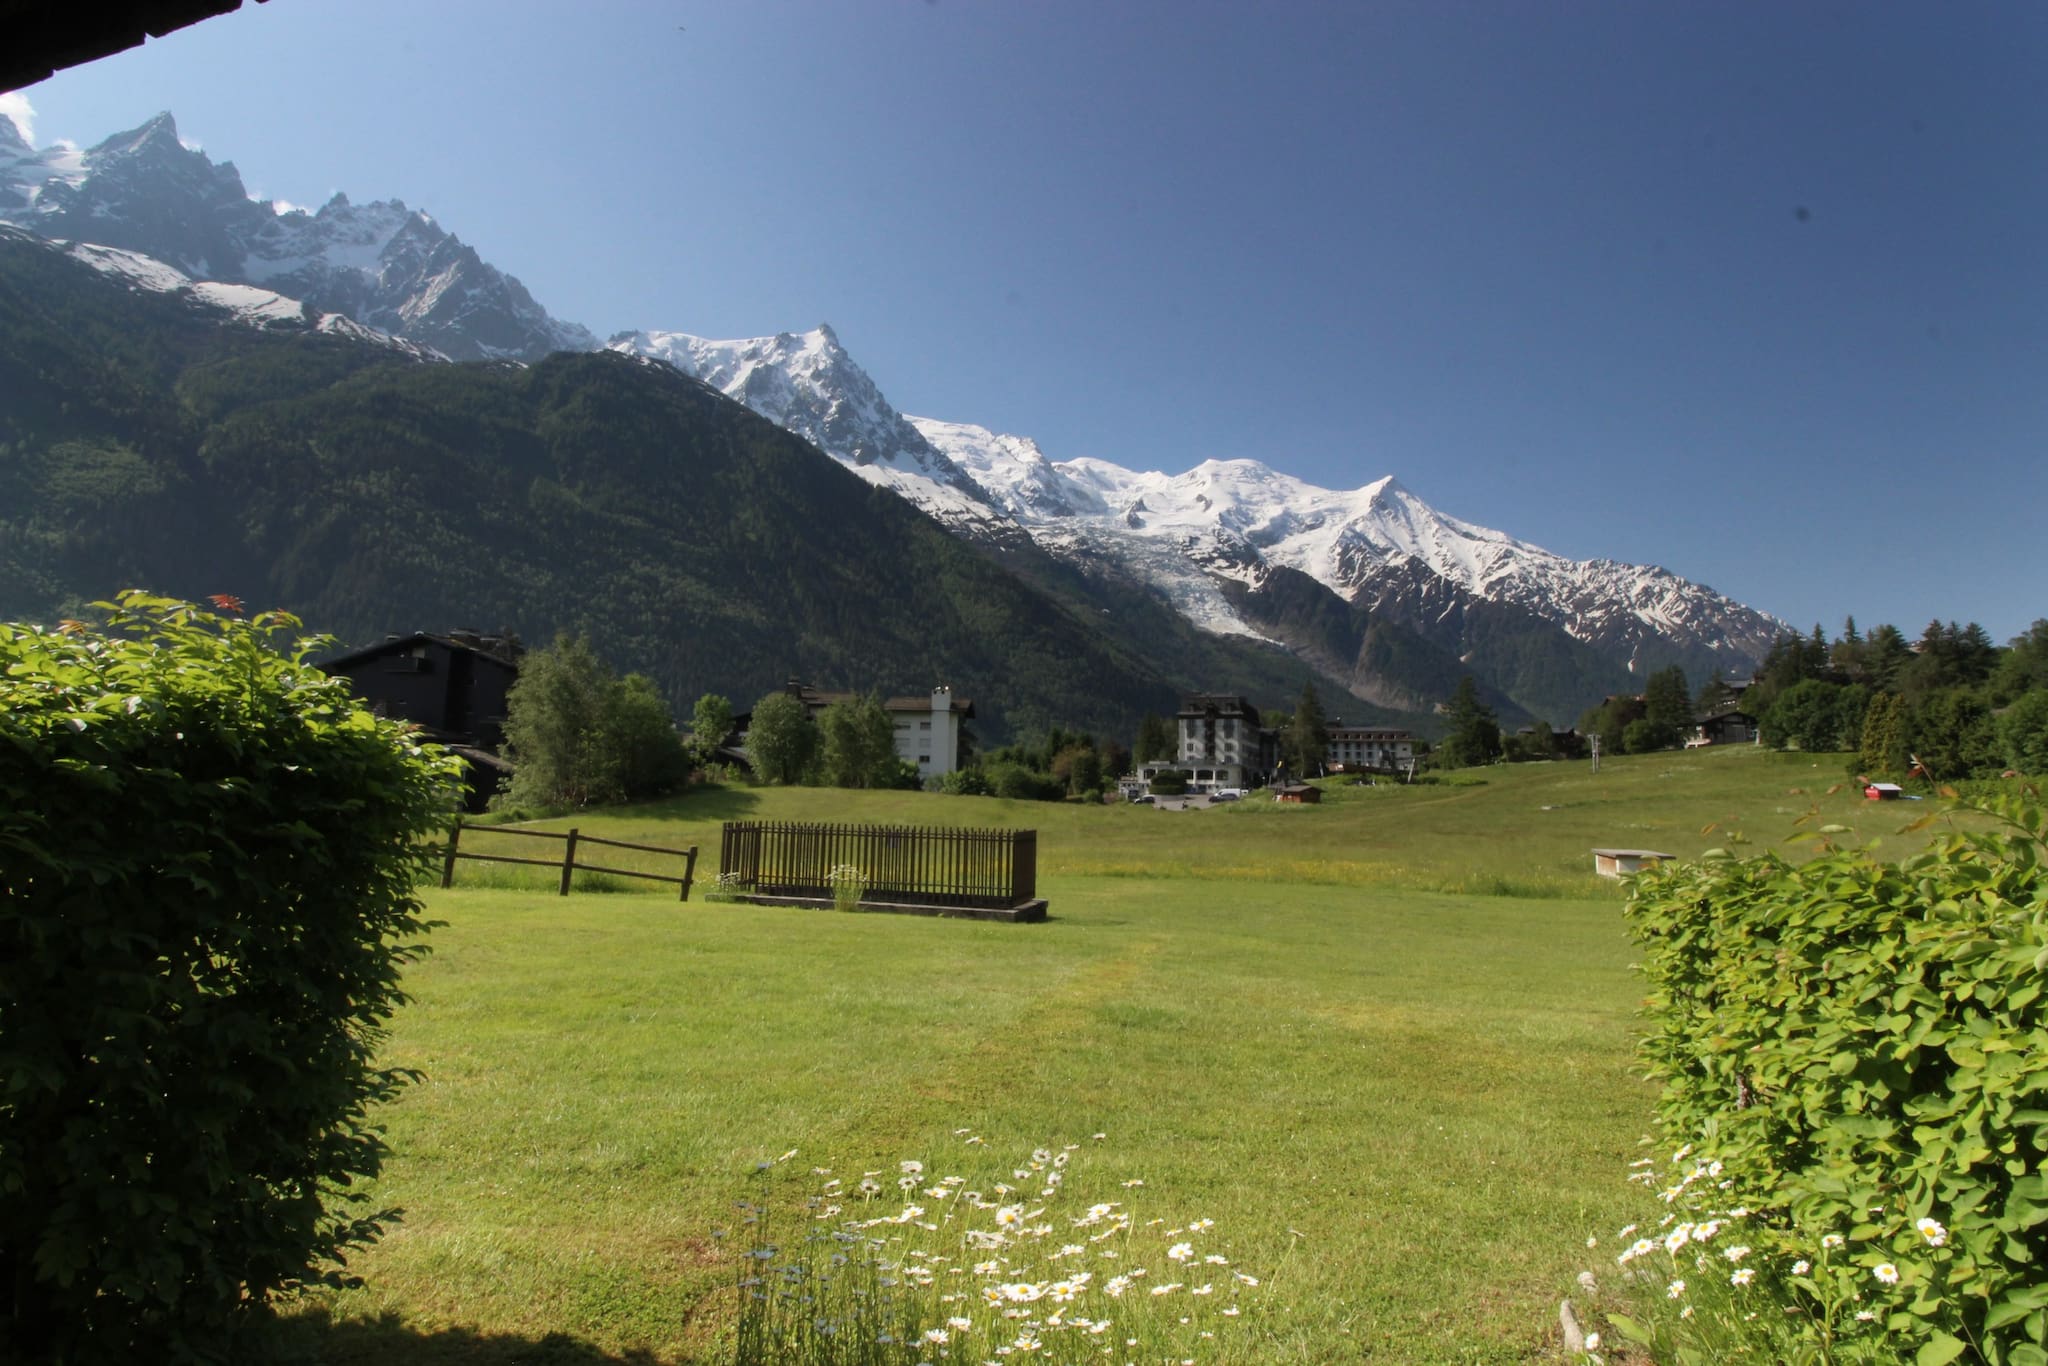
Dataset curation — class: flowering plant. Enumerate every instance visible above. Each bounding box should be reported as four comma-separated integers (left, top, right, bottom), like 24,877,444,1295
827,864,865,913
724,1135,1263,1364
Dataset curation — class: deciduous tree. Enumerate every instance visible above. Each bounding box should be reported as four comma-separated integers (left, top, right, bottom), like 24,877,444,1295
499,635,689,810
689,692,735,766
1133,713,1175,766
745,690,818,786
1997,689,2048,775
818,692,898,788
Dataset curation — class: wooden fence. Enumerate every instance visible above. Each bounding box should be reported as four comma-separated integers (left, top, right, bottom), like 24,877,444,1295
440,821,698,900
719,821,1036,910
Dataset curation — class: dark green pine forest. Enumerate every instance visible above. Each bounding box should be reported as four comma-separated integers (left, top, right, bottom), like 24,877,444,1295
0,231,1394,741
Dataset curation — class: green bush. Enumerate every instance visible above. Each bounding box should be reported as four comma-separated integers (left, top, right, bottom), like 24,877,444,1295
939,766,993,796
1624,795,2048,1364
0,593,460,1363
1622,716,1679,753
1147,768,1189,795
986,760,1064,801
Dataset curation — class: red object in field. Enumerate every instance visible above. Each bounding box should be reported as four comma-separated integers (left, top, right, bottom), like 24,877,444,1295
1865,782,1903,800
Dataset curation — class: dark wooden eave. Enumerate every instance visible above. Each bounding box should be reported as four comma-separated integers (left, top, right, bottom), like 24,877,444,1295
3,0,270,94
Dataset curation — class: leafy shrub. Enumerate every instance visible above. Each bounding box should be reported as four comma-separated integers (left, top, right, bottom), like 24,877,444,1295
939,766,993,797
986,761,1063,802
1147,768,1189,795
1622,716,1680,754
1623,795,2048,1365
0,593,460,1362
875,757,925,791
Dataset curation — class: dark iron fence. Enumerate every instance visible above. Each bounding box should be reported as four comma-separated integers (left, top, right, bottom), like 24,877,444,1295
440,821,698,900
719,821,1037,910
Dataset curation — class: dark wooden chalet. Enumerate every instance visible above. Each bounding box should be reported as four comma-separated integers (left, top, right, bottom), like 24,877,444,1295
1693,709,1759,746
319,631,522,810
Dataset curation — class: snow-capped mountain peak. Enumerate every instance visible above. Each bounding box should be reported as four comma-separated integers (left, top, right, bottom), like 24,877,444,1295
895,408,1785,673
0,113,595,361
92,110,184,160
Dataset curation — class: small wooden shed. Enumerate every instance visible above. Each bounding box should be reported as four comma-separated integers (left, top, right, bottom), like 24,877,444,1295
1592,848,1674,878
1272,782,1322,804
1864,782,1904,801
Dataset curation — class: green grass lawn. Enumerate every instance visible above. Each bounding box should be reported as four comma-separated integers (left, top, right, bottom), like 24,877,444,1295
453,743,1910,898
275,747,1955,1364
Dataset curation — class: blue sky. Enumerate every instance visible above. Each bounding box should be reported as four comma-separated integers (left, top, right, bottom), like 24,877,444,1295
9,0,2044,641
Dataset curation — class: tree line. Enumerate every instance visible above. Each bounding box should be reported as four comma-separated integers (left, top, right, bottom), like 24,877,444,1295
1424,616,2048,782
495,641,1384,809
1743,617,2048,780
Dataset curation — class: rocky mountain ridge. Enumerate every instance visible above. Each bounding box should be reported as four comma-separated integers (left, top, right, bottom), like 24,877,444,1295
0,112,593,361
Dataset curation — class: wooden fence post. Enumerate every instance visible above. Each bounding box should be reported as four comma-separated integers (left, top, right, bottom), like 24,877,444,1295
442,820,463,888
679,846,697,902
560,828,579,896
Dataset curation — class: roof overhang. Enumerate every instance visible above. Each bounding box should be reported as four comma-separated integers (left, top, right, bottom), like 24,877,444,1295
4,1,271,94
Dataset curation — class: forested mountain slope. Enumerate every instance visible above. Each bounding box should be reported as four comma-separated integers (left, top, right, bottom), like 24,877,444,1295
0,230,1391,739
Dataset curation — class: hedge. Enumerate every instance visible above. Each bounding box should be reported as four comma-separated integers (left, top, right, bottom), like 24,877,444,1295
1626,795,2048,1364
0,593,460,1363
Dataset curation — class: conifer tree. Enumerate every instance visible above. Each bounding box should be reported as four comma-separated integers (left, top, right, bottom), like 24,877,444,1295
1288,681,1330,775
1437,677,1502,769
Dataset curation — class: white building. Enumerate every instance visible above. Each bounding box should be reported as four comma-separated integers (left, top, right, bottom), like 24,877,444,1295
1325,725,1416,773
1137,694,1270,792
888,686,970,776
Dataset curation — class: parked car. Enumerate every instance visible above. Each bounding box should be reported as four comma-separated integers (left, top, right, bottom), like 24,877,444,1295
1128,793,1154,804
1211,789,1243,801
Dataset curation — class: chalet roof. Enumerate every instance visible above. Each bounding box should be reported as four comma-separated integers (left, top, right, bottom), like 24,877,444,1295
776,680,975,719
318,630,523,673
1327,725,1415,740
882,694,973,716
1178,693,1260,723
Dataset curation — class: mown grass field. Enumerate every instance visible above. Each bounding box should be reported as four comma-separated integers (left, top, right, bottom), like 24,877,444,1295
274,747,1938,1364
